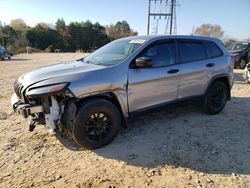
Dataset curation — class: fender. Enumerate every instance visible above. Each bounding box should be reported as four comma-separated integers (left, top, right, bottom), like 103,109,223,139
76,90,128,119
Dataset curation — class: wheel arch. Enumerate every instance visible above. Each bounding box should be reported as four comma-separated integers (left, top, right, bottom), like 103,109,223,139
76,92,128,128
205,74,231,100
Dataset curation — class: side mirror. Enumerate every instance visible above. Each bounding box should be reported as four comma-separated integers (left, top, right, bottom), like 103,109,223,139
135,57,153,68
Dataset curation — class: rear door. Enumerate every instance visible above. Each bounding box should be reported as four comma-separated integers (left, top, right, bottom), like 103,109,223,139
128,40,180,112
177,39,214,99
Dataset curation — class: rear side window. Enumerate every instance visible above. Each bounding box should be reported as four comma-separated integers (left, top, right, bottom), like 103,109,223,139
179,42,207,63
206,42,223,58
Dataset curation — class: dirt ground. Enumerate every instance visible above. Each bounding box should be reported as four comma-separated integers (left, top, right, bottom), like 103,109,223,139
0,53,250,188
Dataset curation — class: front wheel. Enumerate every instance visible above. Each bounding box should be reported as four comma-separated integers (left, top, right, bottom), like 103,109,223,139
73,99,121,149
203,81,228,115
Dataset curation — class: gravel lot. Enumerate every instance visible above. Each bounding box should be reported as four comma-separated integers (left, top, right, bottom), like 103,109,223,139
0,53,250,188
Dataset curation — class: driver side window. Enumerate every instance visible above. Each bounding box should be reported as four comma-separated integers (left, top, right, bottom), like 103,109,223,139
141,43,176,67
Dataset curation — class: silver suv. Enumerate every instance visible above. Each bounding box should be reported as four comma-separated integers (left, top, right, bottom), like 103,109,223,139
11,35,234,149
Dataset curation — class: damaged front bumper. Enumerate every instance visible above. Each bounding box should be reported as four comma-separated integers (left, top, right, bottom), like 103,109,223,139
11,93,60,134
11,93,43,118
11,82,73,133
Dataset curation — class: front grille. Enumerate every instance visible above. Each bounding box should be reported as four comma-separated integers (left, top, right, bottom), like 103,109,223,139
14,80,24,99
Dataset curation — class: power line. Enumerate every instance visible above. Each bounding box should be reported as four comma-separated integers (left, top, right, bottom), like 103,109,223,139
147,0,178,35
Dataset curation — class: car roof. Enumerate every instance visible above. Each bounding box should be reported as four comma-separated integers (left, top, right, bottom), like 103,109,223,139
120,35,221,43
120,35,228,54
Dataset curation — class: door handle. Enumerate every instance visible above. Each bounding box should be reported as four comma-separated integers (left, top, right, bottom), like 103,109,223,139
206,63,215,68
167,69,179,74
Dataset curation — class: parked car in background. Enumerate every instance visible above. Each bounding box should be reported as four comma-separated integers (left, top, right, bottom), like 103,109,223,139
54,49,62,53
4,52,12,60
227,41,250,69
0,45,6,60
0,45,12,60
243,62,250,83
11,35,233,149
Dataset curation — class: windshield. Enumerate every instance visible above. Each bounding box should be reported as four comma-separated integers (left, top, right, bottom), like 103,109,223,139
227,42,248,51
83,39,145,66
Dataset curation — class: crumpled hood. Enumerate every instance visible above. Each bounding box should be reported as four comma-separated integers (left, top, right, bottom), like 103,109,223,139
18,60,104,88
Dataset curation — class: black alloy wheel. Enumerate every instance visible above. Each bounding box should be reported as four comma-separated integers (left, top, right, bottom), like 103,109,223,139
84,111,113,142
203,81,228,115
73,99,121,149
239,59,247,69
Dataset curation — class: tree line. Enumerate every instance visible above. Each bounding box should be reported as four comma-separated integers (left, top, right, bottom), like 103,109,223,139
1,20,247,53
0,19,138,53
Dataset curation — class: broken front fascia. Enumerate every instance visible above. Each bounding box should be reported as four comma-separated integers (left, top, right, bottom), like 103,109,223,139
12,83,70,133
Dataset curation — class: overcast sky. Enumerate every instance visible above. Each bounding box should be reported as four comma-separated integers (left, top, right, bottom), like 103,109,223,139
0,0,249,40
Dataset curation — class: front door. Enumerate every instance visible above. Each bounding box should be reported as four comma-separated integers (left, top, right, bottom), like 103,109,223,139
128,41,180,112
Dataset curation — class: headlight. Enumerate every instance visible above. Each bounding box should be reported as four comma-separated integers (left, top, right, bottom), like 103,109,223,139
26,83,69,97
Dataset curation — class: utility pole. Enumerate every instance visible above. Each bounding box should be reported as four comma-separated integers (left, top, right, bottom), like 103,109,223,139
156,19,159,35
147,0,177,35
147,0,151,35
169,0,174,35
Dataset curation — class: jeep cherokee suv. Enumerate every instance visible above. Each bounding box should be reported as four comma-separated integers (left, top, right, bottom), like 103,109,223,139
11,35,234,149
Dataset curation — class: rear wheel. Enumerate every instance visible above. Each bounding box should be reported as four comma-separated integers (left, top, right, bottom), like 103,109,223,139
203,81,228,115
239,58,247,69
73,99,121,149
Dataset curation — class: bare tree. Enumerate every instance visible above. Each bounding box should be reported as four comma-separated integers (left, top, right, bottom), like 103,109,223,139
10,19,27,31
224,39,236,47
193,23,224,38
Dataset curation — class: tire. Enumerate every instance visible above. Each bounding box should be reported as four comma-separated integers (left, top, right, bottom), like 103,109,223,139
56,130,83,151
203,81,228,115
73,99,121,149
239,58,247,69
